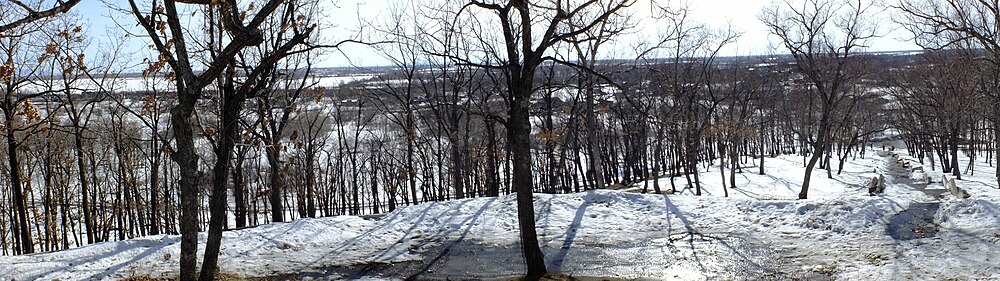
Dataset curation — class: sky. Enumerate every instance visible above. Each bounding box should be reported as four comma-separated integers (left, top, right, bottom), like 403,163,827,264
66,0,921,69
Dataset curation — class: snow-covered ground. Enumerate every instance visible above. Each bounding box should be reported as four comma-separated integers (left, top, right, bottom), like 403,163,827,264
2,148,998,280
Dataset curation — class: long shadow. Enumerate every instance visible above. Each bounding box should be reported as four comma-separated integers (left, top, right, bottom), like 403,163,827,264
660,195,713,272
729,173,798,200
663,194,787,278
370,200,478,261
89,240,173,280
289,199,471,278
660,195,696,235
236,217,336,258
301,197,502,279
759,173,799,196
730,183,776,200
403,197,497,280
310,200,445,266
548,190,596,271
33,235,179,280
535,195,557,242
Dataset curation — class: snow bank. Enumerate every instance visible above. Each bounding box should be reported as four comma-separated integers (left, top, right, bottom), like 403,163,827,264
740,196,903,236
0,216,376,280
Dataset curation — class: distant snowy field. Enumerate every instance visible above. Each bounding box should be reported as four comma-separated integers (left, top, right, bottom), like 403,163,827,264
1,149,998,280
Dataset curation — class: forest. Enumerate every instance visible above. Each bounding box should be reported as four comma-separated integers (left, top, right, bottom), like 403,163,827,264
2,0,1000,280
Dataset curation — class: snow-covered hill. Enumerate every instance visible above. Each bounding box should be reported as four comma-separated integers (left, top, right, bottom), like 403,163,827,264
2,151,998,280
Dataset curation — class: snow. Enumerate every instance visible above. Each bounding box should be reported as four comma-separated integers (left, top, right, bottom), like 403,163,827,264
2,147,999,280
0,216,377,280
14,74,375,95
633,153,885,200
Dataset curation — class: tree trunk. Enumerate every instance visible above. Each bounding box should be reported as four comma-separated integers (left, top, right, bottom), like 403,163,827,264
719,141,728,197
730,138,738,189
800,146,823,199
486,120,501,197
7,128,33,254
994,112,1000,178
450,131,465,199
170,90,201,281
801,112,832,199
950,130,962,179
200,78,244,281
585,86,604,190
407,127,418,204
72,127,96,243
149,139,161,235
305,147,317,218
267,146,285,222
233,153,248,228
509,82,546,279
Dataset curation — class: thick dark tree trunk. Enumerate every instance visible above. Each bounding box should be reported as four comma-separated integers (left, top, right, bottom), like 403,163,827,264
730,139,738,190
800,148,823,199
509,82,546,279
200,77,244,281
801,140,825,199
233,154,248,228
450,131,465,199
994,111,1000,179
719,141,728,197
407,130,418,204
800,112,832,199
689,133,703,196
486,120,501,197
267,146,285,222
6,127,33,254
171,90,201,281
585,87,604,190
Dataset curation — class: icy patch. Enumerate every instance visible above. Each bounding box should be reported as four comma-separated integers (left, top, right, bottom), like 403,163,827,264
887,203,940,240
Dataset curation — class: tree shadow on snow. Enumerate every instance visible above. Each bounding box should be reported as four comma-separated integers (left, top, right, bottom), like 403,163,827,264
660,195,784,279
402,197,497,279
66,236,179,280
293,197,502,279
547,190,597,271
293,200,448,274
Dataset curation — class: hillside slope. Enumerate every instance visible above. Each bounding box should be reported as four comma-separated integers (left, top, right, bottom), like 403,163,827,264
2,151,998,280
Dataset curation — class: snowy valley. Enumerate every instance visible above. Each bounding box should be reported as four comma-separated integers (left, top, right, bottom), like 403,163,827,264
4,0,1000,280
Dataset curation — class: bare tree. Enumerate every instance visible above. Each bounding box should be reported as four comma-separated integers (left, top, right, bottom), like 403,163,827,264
368,3,427,203
124,0,317,279
1,20,57,255
897,0,1000,179
453,0,633,278
0,0,80,256
0,0,80,35
634,2,739,196
761,0,876,199
567,1,633,190
890,50,983,178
